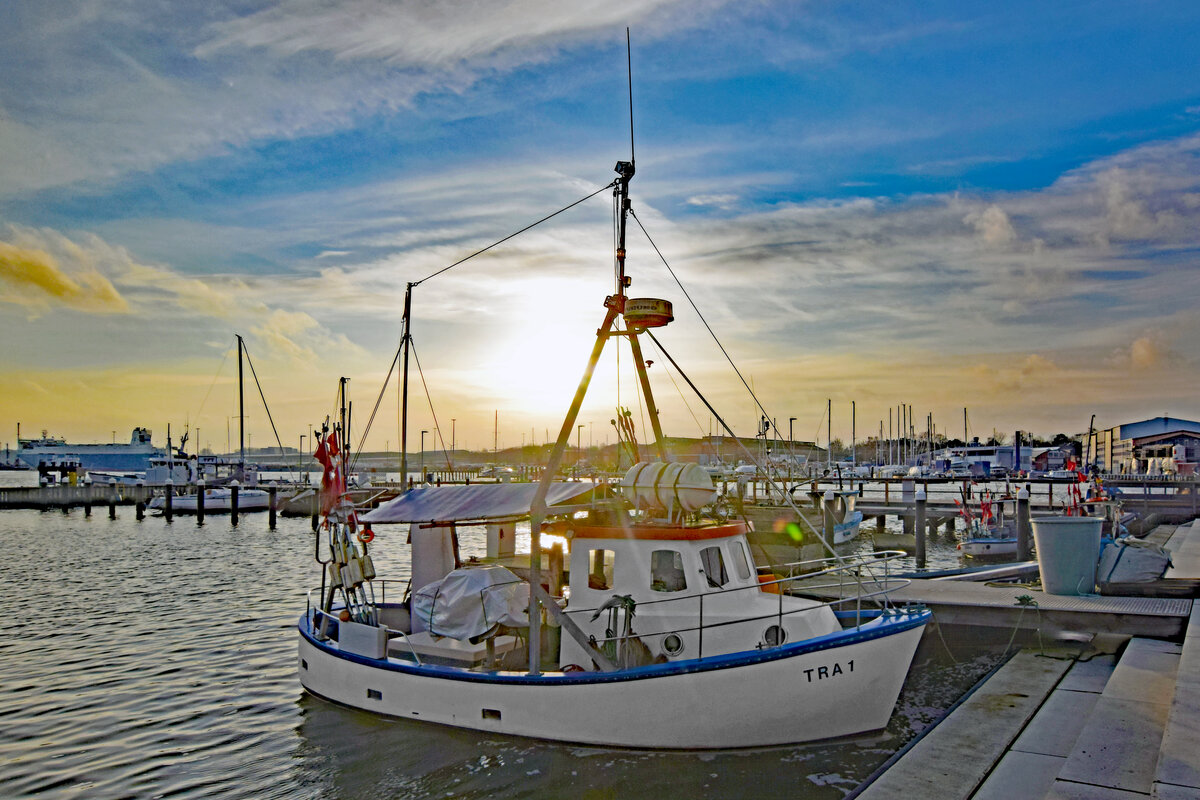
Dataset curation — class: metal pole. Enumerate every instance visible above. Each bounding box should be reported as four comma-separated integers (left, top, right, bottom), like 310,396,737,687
1016,487,1032,560
915,488,927,568
237,335,245,480
627,333,668,461
400,283,413,490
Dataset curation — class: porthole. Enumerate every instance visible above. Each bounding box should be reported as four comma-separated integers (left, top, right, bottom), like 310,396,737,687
662,633,685,656
763,625,787,647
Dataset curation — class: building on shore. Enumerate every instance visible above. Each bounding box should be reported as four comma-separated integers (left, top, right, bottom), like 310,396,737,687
1085,416,1200,475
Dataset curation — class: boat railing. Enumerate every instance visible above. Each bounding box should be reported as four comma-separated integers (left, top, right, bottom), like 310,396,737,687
565,549,914,659
304,586,423,665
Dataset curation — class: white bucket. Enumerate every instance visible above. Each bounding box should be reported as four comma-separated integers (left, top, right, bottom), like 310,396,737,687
1031,516,1102,595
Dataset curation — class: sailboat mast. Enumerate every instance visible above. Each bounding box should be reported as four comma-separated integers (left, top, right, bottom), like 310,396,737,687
826,398,831,471
237,334,245,476
399,283,412,489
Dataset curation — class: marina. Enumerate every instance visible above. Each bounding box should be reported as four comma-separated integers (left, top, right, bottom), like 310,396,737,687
4,6,1200,799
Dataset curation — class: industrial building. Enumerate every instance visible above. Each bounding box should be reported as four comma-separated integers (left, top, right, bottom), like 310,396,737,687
1085,416,1200,475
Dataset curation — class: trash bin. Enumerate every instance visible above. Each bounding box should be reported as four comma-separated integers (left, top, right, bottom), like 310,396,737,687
1031,516,1102,595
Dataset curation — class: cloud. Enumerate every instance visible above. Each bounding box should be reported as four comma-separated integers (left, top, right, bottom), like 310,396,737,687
685,193,739,209
1108,331,1178,372
196,0,716,66
0,235,128,315
963,204,1017,247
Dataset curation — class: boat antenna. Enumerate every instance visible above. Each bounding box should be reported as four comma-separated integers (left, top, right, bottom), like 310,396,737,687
614,29,636,298
627,27,635,170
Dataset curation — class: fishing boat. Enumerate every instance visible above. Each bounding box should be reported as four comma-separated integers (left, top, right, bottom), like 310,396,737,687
956,493,1019,558
296,127,930,747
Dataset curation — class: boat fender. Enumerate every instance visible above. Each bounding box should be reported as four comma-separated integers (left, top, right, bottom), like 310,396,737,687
361,553,376,582
357,527,375,544
328,562,343,589
344,559,364,588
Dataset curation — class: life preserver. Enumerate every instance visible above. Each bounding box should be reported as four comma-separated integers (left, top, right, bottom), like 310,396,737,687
357,527,375,544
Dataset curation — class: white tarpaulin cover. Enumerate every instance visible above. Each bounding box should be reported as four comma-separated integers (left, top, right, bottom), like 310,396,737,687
412,566,529,641
361,481,599,524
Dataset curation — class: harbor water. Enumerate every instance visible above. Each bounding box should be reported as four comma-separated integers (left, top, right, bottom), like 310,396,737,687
0,471,1012,799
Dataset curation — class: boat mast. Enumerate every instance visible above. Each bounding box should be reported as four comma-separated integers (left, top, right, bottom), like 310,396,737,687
826,398,831,471
527,30,645,674
237,334,245,479
399,283,412,490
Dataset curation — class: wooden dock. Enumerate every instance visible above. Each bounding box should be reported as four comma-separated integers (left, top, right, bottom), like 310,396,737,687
850,519,1200,799
794,574,1193,638
0,483,154,509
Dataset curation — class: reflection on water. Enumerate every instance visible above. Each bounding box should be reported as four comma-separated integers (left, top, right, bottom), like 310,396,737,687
0,476,1015,799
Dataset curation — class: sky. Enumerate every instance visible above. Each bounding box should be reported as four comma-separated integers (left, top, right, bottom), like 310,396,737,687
1,0,1198,457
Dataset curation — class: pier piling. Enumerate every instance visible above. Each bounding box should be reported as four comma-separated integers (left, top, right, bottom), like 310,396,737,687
164,479,173,522
268,483,277,530
1016,488,1032,560
196,480,205,525
230,481,240,527
915,489,927,568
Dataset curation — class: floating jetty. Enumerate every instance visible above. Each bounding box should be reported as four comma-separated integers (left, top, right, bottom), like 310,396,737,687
849,518,1200,799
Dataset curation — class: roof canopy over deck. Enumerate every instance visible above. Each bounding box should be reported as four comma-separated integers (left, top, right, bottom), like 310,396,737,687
360,481,603,526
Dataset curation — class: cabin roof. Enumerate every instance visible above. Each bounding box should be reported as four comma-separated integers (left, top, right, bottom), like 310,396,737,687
360,481,601,525
563,521,749,542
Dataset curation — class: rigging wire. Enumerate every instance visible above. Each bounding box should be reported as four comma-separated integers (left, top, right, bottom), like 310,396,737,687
655,349,709,438
410,341,454,471
240,340,296,482
642,328,832,552
630,208,786,442
348,341,403,473
193,345,232,439
414,180,617,286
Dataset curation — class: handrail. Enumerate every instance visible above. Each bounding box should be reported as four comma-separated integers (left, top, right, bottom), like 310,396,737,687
561,550,915,647
304,587,422,664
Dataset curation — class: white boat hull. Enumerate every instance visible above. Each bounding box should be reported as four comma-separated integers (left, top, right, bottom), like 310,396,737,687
833,511,864,544
959,537,1018,557
149,488,271,513
297,610,928,749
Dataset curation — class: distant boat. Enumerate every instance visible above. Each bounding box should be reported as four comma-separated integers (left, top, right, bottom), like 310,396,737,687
15,427,165,472
149,486,270,513
956,495,1018,558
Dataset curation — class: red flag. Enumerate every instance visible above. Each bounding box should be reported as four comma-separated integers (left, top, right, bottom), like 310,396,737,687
317,431,342,516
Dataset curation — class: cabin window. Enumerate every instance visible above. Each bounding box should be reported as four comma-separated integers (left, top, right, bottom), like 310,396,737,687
650,550,687,592
731,542,751,581
699,546,729,588
587,549,615,590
